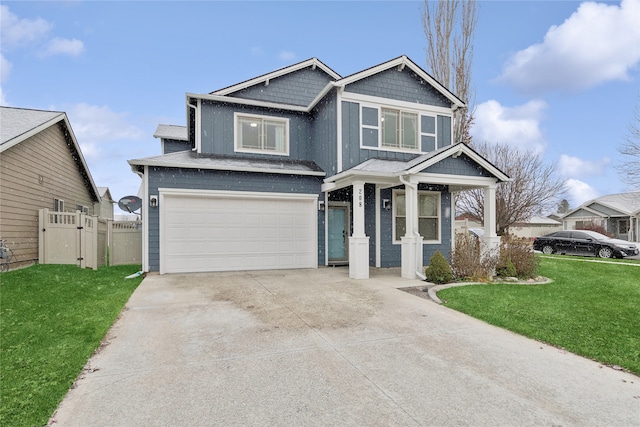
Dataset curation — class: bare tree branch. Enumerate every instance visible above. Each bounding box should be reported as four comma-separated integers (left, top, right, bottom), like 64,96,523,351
616,95,640,190
422,0,477,144
457,142,567,235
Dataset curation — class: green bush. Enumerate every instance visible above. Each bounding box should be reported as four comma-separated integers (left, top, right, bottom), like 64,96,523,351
425,251,453,284
496,256,517,277
499,234,539,279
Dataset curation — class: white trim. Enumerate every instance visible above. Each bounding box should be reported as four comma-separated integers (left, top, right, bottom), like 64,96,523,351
324,192,329,266
233,112,290,156
188,92,309,113
142,165,149,272
1,113,66,153
342,91,455,116
195,99,202,153
375,185,381,268
337,89,343,173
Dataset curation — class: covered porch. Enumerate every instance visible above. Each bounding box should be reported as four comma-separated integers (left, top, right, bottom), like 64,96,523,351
321,143,510,280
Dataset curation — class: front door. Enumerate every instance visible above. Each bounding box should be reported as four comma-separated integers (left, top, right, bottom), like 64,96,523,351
328,203,350,265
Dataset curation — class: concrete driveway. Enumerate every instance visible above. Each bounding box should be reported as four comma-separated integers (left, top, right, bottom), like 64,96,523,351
51,268,639,426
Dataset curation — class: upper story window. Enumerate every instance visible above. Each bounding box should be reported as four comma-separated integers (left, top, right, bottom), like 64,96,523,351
381,108,418,150
235,113,289,155
361,104,442,153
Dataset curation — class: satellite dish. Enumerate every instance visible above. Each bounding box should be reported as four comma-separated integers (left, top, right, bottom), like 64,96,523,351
118,195,142,213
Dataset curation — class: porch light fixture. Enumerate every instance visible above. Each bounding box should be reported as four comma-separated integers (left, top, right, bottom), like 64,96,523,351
318,201,325,211
382,199,391,210
149,195,158,208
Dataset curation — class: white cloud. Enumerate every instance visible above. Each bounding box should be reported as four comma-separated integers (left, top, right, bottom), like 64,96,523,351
470,99,548,153
278,50,296,61
565,178,599,206
0,5,52,49
558,154,610,178
41,37,85,57
65,103,146,148
497,0,640,93
0,53,12,82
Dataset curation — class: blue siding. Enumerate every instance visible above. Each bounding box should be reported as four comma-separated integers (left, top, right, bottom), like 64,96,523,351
163,139,191,154
437,115,452,146
309,91,338,175
146,166,324,271
345,68,452,108
229,68,334,107
364,184,377,266
378,185,452,268
422,154,493,177
200,101,313,160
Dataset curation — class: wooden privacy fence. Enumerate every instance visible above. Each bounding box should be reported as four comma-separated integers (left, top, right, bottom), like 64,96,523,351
39,209,141,270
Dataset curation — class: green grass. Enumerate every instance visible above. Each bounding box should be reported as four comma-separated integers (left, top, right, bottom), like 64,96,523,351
0,264,144,427
438,256,640,375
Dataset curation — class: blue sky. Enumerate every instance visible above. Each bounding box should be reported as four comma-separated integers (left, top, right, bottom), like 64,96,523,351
2,1,639,215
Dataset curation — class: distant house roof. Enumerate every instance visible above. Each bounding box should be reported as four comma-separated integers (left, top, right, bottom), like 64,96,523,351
563,192,640,218
128,150,325,177
97,187,115,203
0,106,100,202
153,124,188,141
514,216,562,226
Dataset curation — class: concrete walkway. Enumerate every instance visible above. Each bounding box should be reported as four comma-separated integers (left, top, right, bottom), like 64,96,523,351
50,268,640,426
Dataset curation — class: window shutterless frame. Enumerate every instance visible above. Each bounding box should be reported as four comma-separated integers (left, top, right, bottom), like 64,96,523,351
234,112,290,156
392,190,441,244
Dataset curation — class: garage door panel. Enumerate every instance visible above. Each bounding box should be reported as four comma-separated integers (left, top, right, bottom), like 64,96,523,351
161,192,317,273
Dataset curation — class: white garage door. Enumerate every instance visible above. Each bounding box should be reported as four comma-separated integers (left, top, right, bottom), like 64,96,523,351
159,189,318,274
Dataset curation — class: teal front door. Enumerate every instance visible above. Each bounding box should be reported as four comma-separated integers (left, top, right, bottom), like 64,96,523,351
328,204,350,265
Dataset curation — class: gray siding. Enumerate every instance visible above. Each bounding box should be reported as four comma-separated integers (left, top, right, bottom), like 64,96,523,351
422,154,493,177
345,68,452,108
146,167,324,271
309,92,338,175
589,203,623,216
163,139,191,154
229,68,334,107
437,116,452,146
199,101,313,160
378,185,452,268
341,101,418,171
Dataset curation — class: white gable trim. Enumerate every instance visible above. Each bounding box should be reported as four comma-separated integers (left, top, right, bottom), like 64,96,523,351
335,56,466,110
212,58,341,96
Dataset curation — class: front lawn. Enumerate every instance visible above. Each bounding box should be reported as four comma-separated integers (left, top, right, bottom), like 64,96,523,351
437,256,640,375
0,264,144,427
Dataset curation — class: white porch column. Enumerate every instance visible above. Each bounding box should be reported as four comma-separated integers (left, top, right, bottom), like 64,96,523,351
482,184,501,251
349,181,369,279
401,177,421,279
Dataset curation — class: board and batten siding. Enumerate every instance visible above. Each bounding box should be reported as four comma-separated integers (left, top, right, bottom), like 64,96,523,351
0,123,96,267
145,167,325,272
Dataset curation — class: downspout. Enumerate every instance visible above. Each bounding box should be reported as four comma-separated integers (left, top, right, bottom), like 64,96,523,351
399,174,427,281
187,100,200,153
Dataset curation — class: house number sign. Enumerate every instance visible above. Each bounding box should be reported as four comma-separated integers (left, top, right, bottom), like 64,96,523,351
358,188,363,208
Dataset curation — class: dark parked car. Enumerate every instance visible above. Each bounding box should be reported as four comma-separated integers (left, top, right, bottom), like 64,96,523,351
533,230,639,258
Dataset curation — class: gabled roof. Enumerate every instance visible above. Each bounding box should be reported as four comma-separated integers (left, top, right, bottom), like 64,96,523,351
0,106,100,202
97,187,115,203
187,55,466,115
128,150,325,177
211,57,341,96
335,55,466,110
563,192,640,218
323,143,510,192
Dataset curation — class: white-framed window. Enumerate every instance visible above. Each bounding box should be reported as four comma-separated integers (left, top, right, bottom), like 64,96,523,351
235,113,289,155
77,205,89,214
393,190,440,243
382,108,418,150
54,198,65,212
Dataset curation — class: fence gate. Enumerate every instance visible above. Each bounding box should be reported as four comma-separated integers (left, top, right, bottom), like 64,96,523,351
39,209,99,270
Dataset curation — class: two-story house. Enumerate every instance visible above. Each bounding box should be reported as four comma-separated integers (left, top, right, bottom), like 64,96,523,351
129,56,509,279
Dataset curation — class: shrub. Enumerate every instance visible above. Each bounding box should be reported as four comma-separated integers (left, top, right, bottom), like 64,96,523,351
450,233,498,281
498,234,539,279
424,251,453,284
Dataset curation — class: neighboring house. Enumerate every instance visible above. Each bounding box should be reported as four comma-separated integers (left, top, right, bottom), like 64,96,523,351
510,216,562,240
96,187,115,220
0,106,101,269
561,192,640,242
129,56,510,279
